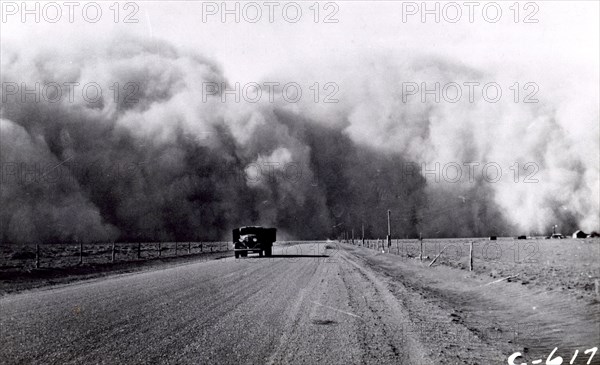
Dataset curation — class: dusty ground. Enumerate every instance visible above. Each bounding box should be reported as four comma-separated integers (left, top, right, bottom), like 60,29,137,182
0,246,231,296
1,241,230,270
1,241,598,364
362,237,600,303
341,241,600,364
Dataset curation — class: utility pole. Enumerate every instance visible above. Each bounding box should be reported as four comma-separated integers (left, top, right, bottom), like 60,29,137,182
362,223,365,246
419,232,423,261
387,210,392,251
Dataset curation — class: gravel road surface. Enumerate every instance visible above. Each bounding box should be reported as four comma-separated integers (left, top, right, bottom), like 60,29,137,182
2,241,585,364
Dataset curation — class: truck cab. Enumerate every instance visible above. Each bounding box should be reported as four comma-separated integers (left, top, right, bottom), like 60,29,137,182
232,226,276,258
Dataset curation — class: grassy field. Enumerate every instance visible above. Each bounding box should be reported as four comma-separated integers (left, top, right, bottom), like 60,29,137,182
354,237,600,302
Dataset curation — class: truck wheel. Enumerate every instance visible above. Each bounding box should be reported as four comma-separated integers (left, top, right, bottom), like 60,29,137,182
259,250,264,258
265,247,272,257
241,252,247,257
235,252,240,259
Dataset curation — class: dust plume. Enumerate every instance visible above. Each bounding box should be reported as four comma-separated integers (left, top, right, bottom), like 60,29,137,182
1,36,597,243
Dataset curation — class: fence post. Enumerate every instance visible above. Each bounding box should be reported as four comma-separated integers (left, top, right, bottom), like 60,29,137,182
111,242,116,263
469,241,474,271
35,244,40,268
200,243,203,252
188,242,191,254
138,242,141,259
419,234,423,261
175,241,178,256
158,242,161,257
387,210,392,252
361,224,364,246
79,241,83,265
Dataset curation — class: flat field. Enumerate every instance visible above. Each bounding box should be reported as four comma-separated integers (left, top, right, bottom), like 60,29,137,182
358,237,600,302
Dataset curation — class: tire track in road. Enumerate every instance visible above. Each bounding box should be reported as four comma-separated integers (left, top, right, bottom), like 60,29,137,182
341,244,517,364
339,252,432,365
263,249,367,365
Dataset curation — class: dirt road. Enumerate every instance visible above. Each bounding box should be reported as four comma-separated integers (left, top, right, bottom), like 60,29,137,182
1,242,597,364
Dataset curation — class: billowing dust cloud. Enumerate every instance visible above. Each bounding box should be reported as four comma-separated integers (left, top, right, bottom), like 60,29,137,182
1,36,598,243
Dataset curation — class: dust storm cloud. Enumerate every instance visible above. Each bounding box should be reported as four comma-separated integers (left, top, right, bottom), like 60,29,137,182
1,36,597,243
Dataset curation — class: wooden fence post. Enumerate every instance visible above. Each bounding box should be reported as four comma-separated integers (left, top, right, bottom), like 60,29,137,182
111,242,116,263
188,242,191,254
419,232,423,261
200,243,203,252
386,210,391,252
469,241,474,271
35,244,40,268
361,224,364,246
79,241,83,265
175,241,178,256
138,242,141,259
158,242,161,257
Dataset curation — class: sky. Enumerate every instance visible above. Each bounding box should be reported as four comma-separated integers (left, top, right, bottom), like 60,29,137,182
2,1,599,82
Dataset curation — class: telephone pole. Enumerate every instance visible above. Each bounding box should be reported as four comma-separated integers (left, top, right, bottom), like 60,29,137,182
362,223,365,246
387,210,392,250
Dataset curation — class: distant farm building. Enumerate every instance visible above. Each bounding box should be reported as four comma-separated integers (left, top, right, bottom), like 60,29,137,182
589,231,600,238
572,230,587,239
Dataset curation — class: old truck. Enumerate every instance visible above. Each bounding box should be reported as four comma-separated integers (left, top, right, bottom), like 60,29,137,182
232,226,276,258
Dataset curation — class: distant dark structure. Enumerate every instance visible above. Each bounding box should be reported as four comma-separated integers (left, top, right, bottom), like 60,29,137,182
589,231,600,238
517,235,527,240
489,236,497,240
572,230,587,239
